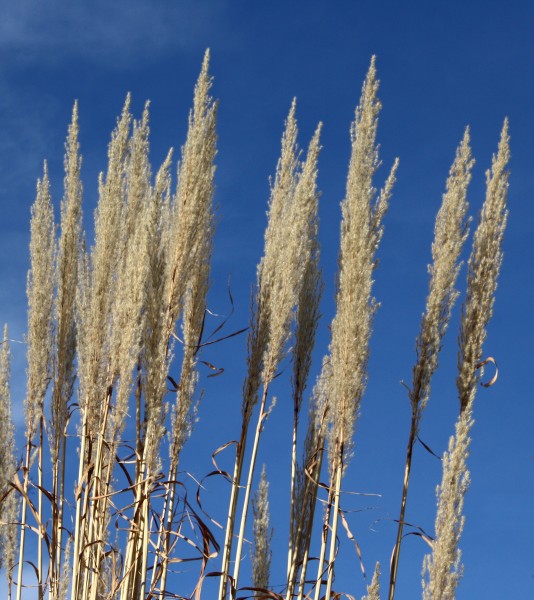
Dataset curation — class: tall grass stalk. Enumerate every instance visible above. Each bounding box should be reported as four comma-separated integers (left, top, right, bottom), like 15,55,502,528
49,101,83,600
17,164,55,600
219,100,314,599
286,245,323,599
71,90,132,600
225,103,322,599
315,57,398,600
422,120,509,599
294,374,328,600
0,326,17,598
286,128,323,583
150,49,217,599
388,129,473,600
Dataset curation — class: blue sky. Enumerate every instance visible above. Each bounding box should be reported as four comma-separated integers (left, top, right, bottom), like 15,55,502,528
0,1,532,598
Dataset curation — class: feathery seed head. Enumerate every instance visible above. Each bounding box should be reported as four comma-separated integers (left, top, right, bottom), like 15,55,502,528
26,162,55,439
327,58,398,471
252,464,272,593
0,326,18,575
243,101,301,416
167,50,217,331
292,230,323,417
410,128,473,421
362,562,381,600
108,102,153,439
457,120,509,412
50,103,83,460
260,105,322,385
422,410,471,600
290,360,329,568
77,95,132,432
142,150,174,468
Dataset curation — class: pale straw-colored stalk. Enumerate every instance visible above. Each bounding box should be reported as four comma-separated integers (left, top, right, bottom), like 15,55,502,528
17,164,55,600
140,150,173,476
152,250,213,598
286,353,327,600
148,50,217,599
94,103,153,600
229,106,322,598
317,57,398,600
136,154,174,599
218,100,300,600
287,127,323,585
293,361,329,600
0,326,18,596
49,103,83,600
109,103,152,442
76,93,131,435
72,95,132,600
25,163,56,443
388,129,473,600
422,120,509,599
103,104,153,600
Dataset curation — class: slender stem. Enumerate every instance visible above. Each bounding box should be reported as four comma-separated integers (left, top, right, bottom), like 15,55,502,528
70,424,87,600
51,383,71,597
287,408,299,579
55,421,68,600
15,442,32,600
286,449,308,597
139,482,151,598
121,367,145,600
231,386,269,596
38,417,44,600
290,440,324,600
121,479,143,600
388,412,417,600
88,393,112,600
296,543,310,600
157,468,177,599
217,418,249,600
312,487,332,600
324,463,342,600
135,383,151,600
147,463,174,599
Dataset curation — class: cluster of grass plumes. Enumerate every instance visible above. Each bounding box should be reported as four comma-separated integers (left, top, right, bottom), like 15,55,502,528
0,51,509,600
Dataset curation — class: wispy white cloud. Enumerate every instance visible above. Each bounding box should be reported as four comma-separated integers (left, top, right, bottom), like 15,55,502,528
0,0,226,67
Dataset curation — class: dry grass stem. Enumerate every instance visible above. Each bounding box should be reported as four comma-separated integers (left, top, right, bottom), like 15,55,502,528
230,105,323,597
422,121,510,599
17,162,56,600
0,327,17,592
320,56,398,600
388,129,473,600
